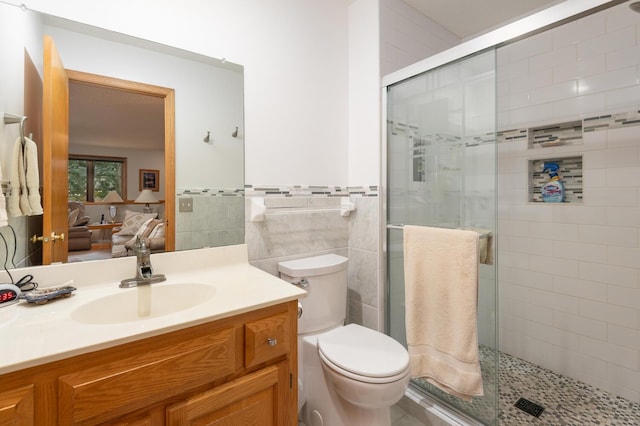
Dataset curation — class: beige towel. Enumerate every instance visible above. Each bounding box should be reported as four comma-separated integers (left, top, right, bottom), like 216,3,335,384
403,225,483,401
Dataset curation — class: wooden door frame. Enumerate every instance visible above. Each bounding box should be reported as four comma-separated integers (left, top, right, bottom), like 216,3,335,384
43,35,69,264
64,70,176,252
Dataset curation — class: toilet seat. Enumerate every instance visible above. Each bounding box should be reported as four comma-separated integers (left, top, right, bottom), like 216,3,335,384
317,324,410,384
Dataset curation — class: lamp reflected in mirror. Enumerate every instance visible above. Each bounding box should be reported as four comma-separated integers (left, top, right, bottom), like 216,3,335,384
102,190,124,223
135,190,158,214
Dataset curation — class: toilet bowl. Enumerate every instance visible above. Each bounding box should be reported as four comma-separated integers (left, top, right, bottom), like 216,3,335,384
318,324,410,409
278,254,410,426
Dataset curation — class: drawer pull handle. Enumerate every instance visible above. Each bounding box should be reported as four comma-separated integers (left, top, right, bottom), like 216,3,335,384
267,338,278,347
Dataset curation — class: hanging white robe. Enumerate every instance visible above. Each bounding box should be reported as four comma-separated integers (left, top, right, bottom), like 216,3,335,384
8,136,43,216
0,159,8,228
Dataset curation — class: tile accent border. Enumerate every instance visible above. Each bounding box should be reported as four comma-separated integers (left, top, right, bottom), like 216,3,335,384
176,188,244,197
529,121,582,148
245,185,378,197
392,109,640,152
389,120,497,148
498,108,640,145
583,109,640,132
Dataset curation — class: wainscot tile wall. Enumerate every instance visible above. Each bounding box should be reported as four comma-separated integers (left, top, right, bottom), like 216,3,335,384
245,185,382,330
175,188,244,251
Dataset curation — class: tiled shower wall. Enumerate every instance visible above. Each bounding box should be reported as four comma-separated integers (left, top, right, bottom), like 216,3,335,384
244,186,382,330
497,3,640,403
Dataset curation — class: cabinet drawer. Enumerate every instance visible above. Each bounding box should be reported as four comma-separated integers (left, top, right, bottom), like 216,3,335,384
58,327,235,425
245,311,290,368
0,385,34,425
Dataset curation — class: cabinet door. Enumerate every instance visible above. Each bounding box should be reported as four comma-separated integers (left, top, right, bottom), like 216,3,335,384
59,327,235,425
166,363,285,425
0,385,34,426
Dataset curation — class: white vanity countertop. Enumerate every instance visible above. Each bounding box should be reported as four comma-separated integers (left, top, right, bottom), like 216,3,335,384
0,245,305,375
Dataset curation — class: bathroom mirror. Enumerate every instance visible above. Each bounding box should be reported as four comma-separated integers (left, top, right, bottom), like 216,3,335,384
1,6,245,268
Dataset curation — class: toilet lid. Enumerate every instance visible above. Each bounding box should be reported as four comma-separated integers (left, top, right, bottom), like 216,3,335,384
317,324,409,378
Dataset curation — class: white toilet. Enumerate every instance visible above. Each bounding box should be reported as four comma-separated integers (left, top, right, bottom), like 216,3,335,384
278,254,410,426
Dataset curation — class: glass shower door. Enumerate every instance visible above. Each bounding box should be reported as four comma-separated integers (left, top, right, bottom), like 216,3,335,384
386,49,498,425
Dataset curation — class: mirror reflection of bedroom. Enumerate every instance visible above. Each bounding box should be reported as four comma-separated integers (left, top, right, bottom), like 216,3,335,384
67,79,166,263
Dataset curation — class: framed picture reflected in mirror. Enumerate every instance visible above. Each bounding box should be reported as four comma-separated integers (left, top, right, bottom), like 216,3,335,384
139,169,159,191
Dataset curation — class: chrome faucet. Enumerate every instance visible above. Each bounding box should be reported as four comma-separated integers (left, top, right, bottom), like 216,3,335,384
135,236,153,279
119,236,166,288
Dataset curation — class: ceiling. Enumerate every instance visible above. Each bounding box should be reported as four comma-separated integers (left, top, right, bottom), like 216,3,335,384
403,0,566,39
69,81,164,151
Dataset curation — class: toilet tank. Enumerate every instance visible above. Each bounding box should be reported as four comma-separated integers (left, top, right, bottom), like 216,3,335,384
278,254,348,335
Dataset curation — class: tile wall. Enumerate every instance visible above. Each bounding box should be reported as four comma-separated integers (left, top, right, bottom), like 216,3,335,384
175,189,244,251
245,185,382,329
497,3,640,403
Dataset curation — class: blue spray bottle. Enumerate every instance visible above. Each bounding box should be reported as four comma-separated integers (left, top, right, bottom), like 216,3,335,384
541,162,565,202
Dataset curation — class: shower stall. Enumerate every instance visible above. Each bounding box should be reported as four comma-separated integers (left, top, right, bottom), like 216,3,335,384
384,1,640,424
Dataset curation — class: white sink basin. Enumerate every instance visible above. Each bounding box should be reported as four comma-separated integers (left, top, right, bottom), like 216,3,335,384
71,283,216,324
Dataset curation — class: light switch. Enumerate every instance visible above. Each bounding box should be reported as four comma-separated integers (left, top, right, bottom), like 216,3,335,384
179,197,193,212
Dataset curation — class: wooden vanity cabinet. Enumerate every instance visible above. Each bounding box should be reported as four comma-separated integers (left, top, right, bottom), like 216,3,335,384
0,300,297,426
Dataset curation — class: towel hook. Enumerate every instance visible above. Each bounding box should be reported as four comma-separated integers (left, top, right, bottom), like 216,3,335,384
4,113,27,142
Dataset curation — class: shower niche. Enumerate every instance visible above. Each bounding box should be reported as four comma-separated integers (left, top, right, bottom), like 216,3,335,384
528,156,583,203
526,120,584,203
528,120,583,149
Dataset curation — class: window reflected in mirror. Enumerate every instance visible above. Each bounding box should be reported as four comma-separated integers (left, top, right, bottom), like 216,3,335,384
68,155,127,202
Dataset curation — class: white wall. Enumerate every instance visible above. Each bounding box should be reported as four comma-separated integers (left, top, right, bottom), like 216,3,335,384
16,0,351,187
348,0,380,187
8,0,458,190
44,24,244,191
0,6,42,182
0,5,44,264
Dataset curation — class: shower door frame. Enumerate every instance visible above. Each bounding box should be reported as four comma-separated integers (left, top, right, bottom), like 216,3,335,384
380,0,628,423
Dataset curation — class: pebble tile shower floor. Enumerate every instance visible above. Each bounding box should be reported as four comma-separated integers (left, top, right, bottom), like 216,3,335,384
300,347,640,425
497,350,640,425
